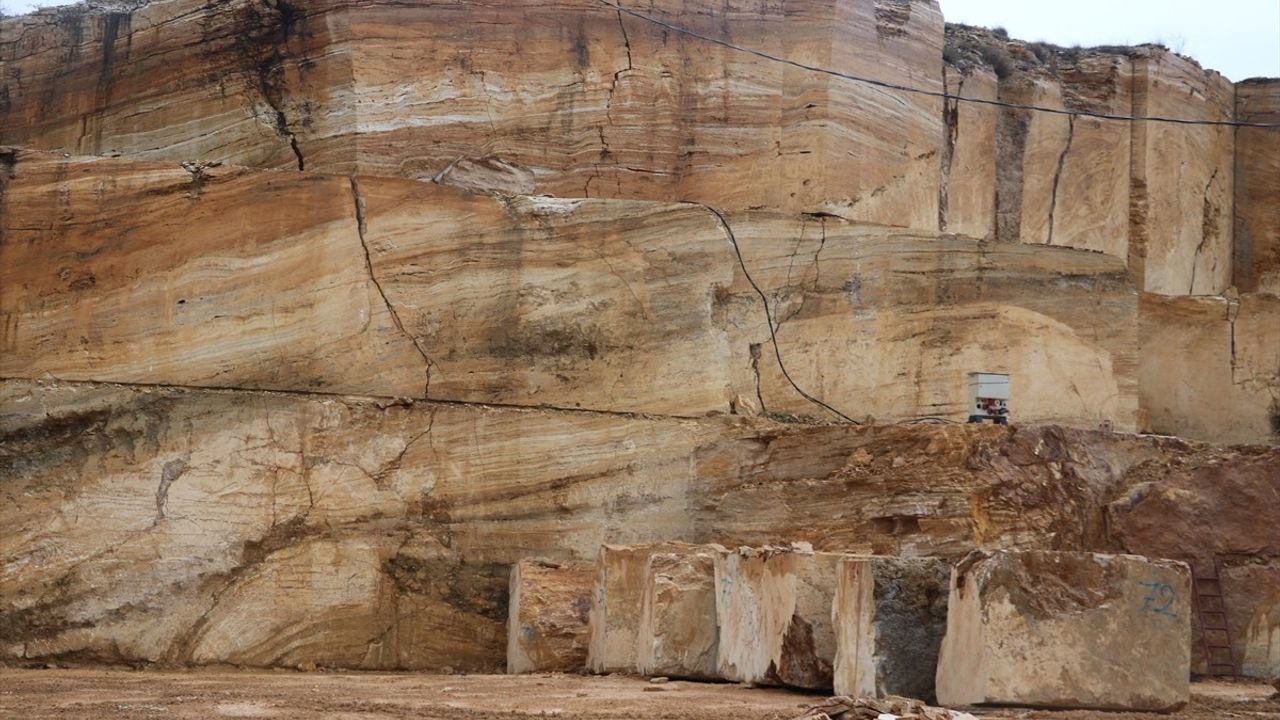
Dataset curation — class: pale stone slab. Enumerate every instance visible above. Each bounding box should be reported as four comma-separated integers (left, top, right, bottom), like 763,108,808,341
936,550,1191,712
833,556,950,702
637,547,724,680
507,559,594,673
714,544,842,689
587,543,702,673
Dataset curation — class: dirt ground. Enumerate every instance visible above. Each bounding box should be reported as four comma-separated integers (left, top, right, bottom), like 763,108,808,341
0,669,1275,720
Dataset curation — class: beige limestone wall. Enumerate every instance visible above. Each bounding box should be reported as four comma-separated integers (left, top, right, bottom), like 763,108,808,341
940,65,998,238
1138,292,1280,445
1130,49,1235,296
1234,78,1280,294
1,151,1140,430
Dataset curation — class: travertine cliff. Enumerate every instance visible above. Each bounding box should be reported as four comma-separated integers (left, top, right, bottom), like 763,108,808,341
2,379,1276,671
0,0,1277,682
3,0,1274,442
0,150,1139,428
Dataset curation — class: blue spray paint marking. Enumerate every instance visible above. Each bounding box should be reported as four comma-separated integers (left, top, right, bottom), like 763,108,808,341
1137,580,1179,619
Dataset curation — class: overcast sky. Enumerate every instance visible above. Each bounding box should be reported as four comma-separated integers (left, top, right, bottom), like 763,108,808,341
2,0,1277,81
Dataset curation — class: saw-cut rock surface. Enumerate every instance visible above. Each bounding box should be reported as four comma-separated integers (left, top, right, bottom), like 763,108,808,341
714,545,841,689
637,546,724,680
832,556,950,702
935,550,1191,712
1138,292,1280,445
0,0,945,226
1234,79,1280,294
1,150,1141,429
1,379,1276,671
586,543,704,674
507,559,593,673
1129,50,1235,296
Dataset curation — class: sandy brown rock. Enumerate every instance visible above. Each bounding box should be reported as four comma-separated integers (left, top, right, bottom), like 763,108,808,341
637,547,724,680
1,0,945,226
1234,79,1280,295
936,550,1191,712
1,379,1276,671
1,150,1142,429
1138,292,1280,445
714,545,841,689
587,543,703,674
507,559,593,673
1129,49,1235,295
832,556,950,702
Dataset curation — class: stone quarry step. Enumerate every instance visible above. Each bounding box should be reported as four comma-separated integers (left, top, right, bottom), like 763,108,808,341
637,546,726,680
587,543,707,673
833,555,951,703
507,559,594,673
714,544,842,690
935,550,1192,712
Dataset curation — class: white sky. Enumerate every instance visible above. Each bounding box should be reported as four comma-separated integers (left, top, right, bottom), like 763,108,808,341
2,0,1277,81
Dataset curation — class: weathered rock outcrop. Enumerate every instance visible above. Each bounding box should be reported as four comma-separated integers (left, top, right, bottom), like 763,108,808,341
832,556,950,702
935,550,1191,712
507,559,593,673
1,379,1276,672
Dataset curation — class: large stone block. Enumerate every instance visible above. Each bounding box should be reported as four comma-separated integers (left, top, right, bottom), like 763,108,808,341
586,543,702,673
833,556,950,702
637,547,724,680
936,550,1191,712
714,544,841,689
507,559,594,673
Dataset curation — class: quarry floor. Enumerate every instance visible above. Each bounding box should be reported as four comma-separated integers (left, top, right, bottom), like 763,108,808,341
0,670,1275,720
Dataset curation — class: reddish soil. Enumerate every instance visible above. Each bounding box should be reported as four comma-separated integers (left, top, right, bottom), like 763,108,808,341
0,670,1275,720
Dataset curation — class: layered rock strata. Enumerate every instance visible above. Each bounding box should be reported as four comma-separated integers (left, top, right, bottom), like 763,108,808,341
1138,293,1280,445
637,547,723,680
713,545,841,689
1234,79,1280,295
0,149,1140,429
2,379,1276,672
935,550,1191,712
832,556,950,702
507,559,593,673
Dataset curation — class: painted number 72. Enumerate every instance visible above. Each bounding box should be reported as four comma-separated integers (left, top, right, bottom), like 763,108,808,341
1138,581,1178,619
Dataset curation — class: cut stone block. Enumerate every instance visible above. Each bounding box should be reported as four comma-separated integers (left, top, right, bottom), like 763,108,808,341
936,550,1191,712
714,544,842,689
833,555,950,702
587,543,702,673
506,559,593,673
637,546,725,680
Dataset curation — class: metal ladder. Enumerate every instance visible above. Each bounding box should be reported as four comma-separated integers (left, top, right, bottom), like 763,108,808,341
1192,558,1235,676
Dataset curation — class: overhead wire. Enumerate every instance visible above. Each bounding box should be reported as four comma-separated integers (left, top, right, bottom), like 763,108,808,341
597,0,1280,129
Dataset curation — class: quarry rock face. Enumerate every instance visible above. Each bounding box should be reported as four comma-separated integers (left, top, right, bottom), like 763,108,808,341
637,547,723,680
1234,79,1280,295
507,559,593,673
714,545,841,689
1,379,1276,672
935,550,1192,712
0,0,1277,684
1138,293,1280,445
1,149,1142,430
0,0,946,226
832,556,950,702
